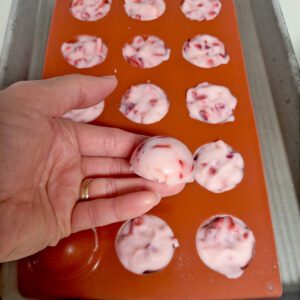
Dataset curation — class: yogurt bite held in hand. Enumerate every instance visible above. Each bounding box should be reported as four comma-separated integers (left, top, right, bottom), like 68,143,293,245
130,136,194,185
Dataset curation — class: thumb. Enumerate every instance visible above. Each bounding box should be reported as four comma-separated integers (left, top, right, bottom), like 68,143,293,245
8,74,118,117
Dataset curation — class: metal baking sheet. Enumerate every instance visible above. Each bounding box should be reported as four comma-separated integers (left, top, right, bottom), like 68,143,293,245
0,0,299,299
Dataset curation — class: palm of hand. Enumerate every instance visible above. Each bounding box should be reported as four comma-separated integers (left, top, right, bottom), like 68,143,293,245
0,75,183,262
0,86,82,260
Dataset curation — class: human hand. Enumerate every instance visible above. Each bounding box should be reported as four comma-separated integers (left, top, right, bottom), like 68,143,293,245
0,75,184,262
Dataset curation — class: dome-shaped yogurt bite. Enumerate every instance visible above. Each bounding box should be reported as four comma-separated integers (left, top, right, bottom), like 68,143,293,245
124,0,166,21
69,0,112,21
130,136,194,185
115,215,179,274
196,215,255,279
61,35,108,69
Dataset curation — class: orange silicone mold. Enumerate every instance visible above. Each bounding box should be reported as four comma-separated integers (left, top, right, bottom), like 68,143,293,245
18,1,282,299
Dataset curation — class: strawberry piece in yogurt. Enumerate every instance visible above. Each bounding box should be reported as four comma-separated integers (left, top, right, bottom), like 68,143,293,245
194,140,244,193
181,0,222,21
196,215,255,279
124,0,166,21
120,83,169,124
115,215,179,274
63,101,105,123
61,35,108,69
122,35,170,69
182,34,229,68
70,0,111,21
186,82,237,124
130,136,194,185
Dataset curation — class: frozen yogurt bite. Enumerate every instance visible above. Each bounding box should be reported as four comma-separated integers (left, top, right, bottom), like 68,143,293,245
123,35,170,69
61,35,108,69
116,215,179,274
186,82,237,124
194,140,244,193
183,34,229,68
196,215,255,279
124,0,166,21
69,0,111,21
130,136,194,185
181,0,222,21
120,83,169,124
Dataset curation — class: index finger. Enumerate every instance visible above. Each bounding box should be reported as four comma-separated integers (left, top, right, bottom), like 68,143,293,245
7,74,118,117
73,123,146,157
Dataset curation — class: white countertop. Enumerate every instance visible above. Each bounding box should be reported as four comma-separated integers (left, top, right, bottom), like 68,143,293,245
0,0,12,55
279,0,300,63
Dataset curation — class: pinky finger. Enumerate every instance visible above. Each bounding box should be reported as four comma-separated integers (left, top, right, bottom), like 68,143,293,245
71,191,161,233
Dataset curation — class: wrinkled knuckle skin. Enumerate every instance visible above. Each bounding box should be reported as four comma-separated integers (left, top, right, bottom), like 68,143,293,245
47,218,72,247
111,158,122,175
103,131,118,154
112,197,123,221
105,178,118,197
48,228,63,247
87,204,98,228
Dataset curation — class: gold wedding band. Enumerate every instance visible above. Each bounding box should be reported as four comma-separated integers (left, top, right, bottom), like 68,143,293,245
80,178,93,200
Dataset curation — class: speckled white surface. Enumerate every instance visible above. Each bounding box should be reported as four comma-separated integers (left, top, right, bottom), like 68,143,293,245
0,0,12,55
279,0,300,64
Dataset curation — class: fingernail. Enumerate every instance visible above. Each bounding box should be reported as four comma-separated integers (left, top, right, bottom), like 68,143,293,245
140,192,161,207
153,192,162,205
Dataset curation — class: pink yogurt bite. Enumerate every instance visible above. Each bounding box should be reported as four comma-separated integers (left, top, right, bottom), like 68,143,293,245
122,35,170,69
69,0,111,21
61,35,108,69
124,0,166,21
182,34,229,68
181,0,222,21
196,215,255,279
120,83,169,124
186,82,237,124
63,101,105,123
194,140,244,193
115,215,179,274
130,136,194,185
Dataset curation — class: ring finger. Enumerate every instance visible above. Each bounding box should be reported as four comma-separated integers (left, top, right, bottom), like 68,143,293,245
86,177,185,199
